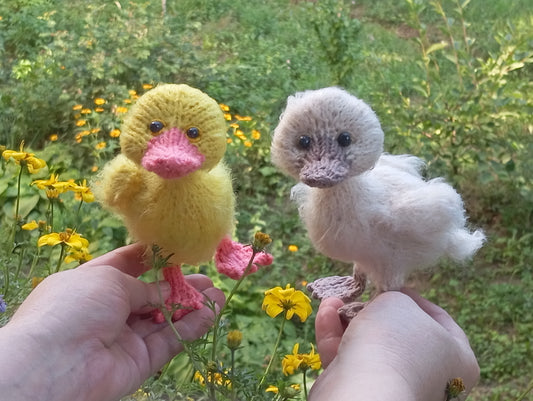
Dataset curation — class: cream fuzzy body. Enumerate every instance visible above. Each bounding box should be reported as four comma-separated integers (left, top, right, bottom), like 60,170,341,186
292,154,484,291
272,87,485,292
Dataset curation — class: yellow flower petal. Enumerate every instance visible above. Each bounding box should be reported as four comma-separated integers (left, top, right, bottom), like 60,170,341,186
21,220,39,231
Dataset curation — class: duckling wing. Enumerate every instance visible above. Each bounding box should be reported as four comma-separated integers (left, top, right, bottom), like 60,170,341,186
375,153,425,178
94,154,144,211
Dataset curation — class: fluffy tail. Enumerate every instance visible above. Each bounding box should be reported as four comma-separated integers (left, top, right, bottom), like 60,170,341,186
447,229,486,262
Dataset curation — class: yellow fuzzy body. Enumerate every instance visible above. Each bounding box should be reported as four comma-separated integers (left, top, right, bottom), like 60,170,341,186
94,84,235,265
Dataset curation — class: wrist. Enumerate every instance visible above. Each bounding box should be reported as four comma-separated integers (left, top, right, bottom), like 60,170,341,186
0,321,86,401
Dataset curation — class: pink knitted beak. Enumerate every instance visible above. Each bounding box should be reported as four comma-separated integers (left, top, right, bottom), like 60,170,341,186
142,127,205,179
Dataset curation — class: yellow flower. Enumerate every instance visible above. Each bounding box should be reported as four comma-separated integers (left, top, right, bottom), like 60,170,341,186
226,330,243,350
262,284,312,322
142,83,153,90
266,384,301,396
72,104,83,111
21,220,39,231
235,114,252,121
49,134,59,141
31,277,45,289
90,128,101,134
219,103,230,112
94,98,106,105
193,370,231,388
265,385,279,394
70,179,95,203
252,129,261,140
32,174,73,194
115,106,128,114
244,140,252,148
95,142,106,150
2,142,47,174
94,107,104,113
229,123,239,129
109,128,120,137
64,247,93,264
282,343,321,376
224,113,232,121
288,244,299,252
226,138,233,144
91,166,99,172
234,130,247,141
80,108,92,114
128,90,137,97
38,229,89,250
76,119,87,127
124,99,132,104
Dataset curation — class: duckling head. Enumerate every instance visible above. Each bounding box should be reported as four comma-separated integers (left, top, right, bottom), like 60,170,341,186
120,84,227,179
272,87,384,188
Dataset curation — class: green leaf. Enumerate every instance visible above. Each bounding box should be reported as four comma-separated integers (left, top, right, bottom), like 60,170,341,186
426,41,449,55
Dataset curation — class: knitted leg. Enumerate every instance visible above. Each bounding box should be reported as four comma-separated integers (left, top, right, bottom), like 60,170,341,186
152,265,204,323
215,236,273,280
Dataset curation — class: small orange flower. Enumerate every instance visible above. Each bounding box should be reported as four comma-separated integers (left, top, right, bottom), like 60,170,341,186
115,106,128,114
224,113,232,121
288,244,299,252
252,130,261,140
95,142,106,150
76,119,87,127
49,134,58,141
219,103,230,112
235,114,252,121
142,83,153,90
109,129,121,138
94,107,104,113
244,140,252,148
80,108,92,114
94,98,106,105
72,104,83,111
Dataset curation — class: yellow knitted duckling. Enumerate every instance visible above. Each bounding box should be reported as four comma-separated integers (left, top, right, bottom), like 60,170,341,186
95,84,272,321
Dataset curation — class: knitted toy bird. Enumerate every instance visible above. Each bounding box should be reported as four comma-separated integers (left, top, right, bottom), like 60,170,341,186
95,84,272,322
271,87,485,318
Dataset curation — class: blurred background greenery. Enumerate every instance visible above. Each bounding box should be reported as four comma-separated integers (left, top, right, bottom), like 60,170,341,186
0,0,532,399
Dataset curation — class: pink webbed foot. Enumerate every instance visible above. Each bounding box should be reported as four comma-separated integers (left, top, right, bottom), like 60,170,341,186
152,266,204,323
215,236,273,280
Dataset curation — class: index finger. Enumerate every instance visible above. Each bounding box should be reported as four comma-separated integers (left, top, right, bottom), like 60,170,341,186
84,243,149,277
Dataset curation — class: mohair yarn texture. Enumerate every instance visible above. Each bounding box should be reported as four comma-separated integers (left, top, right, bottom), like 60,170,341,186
271,87,485,293
94,84,235,266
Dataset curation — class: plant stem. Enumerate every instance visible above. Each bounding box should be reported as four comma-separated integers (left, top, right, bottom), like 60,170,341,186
74,199,84,231
210,248,258,362
15,247,25,281
257,311,287,390
54,244,65,273
230,349,236,401
9,165,24,246
303,370,308,401
515,378,533,401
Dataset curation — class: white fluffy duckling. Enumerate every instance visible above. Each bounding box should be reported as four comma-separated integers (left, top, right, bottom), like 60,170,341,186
271,87,485,310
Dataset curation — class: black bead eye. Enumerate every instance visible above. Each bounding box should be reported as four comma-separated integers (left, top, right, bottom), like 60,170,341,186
337,132,352,147
186,127,200,139
298,135,312,150
149,121,164,133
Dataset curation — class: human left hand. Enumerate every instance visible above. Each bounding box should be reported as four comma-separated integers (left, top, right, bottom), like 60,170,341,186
0,244,224,401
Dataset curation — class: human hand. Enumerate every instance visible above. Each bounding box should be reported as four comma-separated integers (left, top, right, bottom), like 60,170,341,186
310,290,479,401
0,244,225,401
